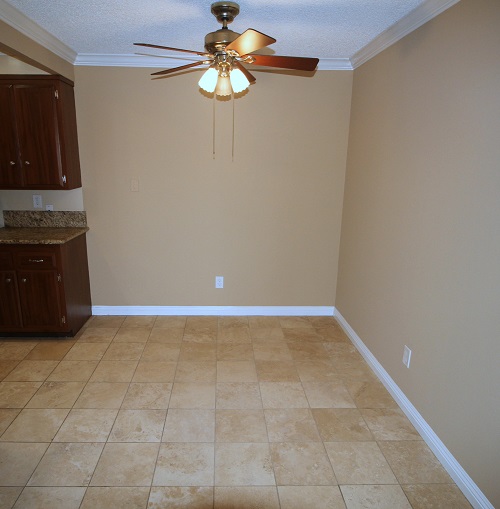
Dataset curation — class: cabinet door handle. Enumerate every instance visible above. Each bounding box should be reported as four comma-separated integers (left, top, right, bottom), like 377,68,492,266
24,161,30,165
28,259,44,263
9,161,16,166
5,278,12,283
21,278,27,283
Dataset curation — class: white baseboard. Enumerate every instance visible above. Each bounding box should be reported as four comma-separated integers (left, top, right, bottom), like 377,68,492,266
334,309,494,509
91,305,335,316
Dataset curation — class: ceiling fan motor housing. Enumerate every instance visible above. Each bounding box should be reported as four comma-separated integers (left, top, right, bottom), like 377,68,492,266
211,2,240,25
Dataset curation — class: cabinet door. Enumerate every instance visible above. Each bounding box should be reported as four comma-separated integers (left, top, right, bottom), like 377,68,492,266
13,84,63,188
17,270,63,329
0,85,23,187
0,270,23,328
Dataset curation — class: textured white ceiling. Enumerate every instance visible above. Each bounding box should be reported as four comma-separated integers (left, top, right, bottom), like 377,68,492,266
0,0,458,68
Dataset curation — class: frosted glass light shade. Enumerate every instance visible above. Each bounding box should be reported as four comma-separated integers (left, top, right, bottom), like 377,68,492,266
230,68,250,93
198,68,218,93
215,75,232,96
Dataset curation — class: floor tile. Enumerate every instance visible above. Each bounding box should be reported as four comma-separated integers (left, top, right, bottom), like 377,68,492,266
169,383,216,409
217,360,257,382
78,327,118,343
108,409,166,442
0,442,48,486
132,361,177,382
279,317,314,328
283,328,324,342
149,486,213,509
271,442,336,485
121,382,172,409
185,316,218,331
215,486,280,508
0,408,20,434
25,341,74,361
216,383,262,409
88,360,137,383
345,380,398,408
255,361,300,382
141,343,180,362
4,360,59,382
179,343,216,361
113,328,151,343
248,317,282,329
13,487,86,509
25,381,85,409
0,408,69,442
216,343,254,361
0,382,42,408
253,343,292,362
101,343,144,361
153,316,187,328
175,361,216,382
153,443,214,486
91,442,159,486
325,441,397,484
74,382,128,409
218,316,249,329
378,441,452,484
163,409,215,442
288,342,328,361
278,486,346,509
87,316,125,328
53,409,118,442
148,328,184,343
264,409,321,442
216,409,268,443
0,360,19,381
295,360,339,382
80,486,150,509
215,443,275,486
249,328,285,341
217,328,251,344
0,343,38,360
0,487,23,508
63,343,109,361
360,408,422,440
402,483,472,508
340,484,412,509
28,442,104,486
260,382,309,408
121,315,156,328
303,381,356,408
182,329,217,343
47,360,98,382
312,408,374,441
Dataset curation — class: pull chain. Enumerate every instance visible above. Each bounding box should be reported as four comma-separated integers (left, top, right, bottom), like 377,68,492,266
232,91,235,162
212,93,216,159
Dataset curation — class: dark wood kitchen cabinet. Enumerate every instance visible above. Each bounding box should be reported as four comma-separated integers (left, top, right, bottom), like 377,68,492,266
0,74,81,190
0,234,91,336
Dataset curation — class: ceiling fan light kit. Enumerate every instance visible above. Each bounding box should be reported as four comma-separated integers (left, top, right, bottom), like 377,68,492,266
134,1,319,97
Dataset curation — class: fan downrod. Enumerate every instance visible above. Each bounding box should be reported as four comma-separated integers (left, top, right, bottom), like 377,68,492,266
211,2,240,27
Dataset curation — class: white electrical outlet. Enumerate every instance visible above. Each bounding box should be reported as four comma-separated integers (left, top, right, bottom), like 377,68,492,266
403,345,412,368
33,194,42,209
215,276,224,289
45,205,54,211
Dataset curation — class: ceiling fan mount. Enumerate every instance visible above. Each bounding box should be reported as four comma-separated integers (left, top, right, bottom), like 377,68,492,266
134,2,319,96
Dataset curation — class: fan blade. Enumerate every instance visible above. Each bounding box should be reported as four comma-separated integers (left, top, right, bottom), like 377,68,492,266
226,29,276,56
233,60,256,83
151,61,207,76
249,54,319,72
134,43,208,57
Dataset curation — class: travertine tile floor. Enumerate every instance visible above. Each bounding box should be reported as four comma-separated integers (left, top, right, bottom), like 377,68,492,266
0,316,472,508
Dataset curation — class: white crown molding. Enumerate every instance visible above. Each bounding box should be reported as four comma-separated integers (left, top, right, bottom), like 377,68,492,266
0,0,76,63
351,0,460,69
74,53,353,71
92,305,335,316
334,308,494,509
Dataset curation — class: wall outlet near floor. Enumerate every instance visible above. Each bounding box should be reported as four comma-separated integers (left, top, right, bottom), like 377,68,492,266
32,194,42,209
45,204,54,211
403,345,412,368
215,276,224,289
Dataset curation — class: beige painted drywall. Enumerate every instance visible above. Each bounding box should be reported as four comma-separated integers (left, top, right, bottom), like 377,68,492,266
336,0,500,505
74,66,352,306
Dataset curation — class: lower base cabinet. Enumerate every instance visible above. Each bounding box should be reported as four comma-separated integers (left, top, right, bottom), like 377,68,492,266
0,234,91,336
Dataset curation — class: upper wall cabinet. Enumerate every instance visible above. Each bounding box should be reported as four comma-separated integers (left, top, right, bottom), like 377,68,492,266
0,75,81,190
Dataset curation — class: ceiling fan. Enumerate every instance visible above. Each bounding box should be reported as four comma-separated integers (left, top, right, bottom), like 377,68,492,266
134,1,319,96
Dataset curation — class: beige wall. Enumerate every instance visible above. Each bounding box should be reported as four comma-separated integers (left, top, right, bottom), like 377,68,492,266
336,0,500,505
74,67,352,306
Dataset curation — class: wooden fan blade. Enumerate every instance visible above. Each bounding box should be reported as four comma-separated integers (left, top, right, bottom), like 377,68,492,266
151,61,207,76
233,60,256,83
134,43,208,56
226,29,276,56
249,54,319,72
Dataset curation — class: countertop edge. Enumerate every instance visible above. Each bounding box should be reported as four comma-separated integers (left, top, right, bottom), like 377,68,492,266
0,227,89,245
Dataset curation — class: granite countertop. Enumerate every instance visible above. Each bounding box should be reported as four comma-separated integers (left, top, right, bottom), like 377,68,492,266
0,210,89,245
0,227,89,245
